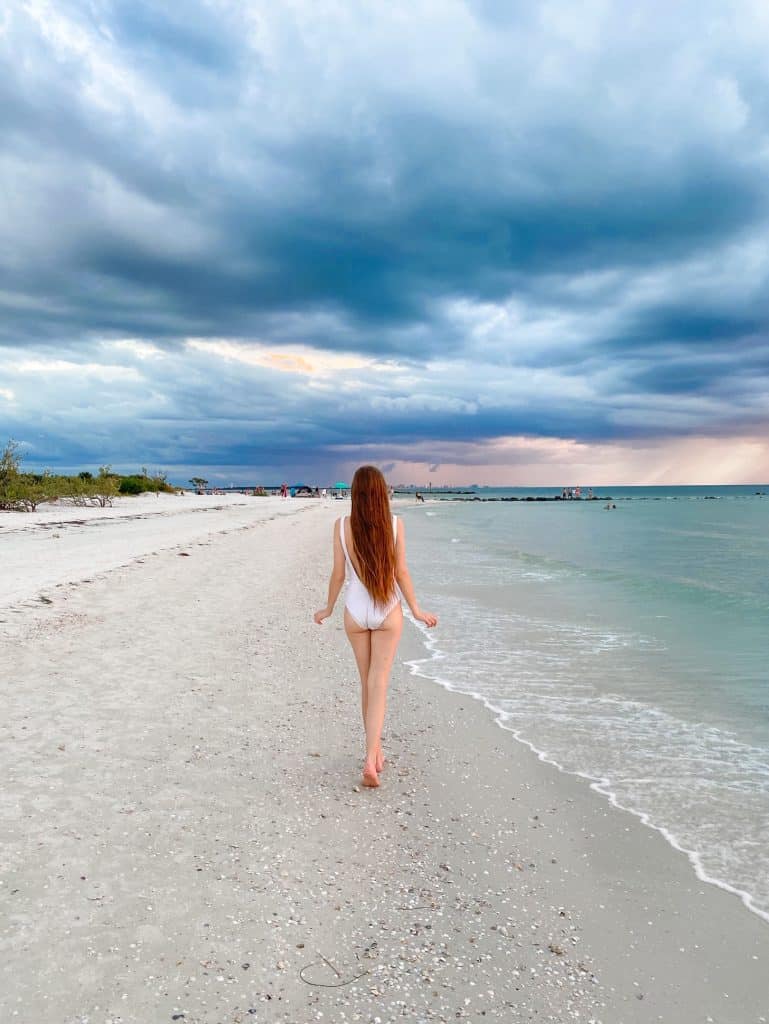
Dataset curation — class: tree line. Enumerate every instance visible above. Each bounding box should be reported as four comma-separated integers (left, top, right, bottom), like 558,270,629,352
0,439,176,512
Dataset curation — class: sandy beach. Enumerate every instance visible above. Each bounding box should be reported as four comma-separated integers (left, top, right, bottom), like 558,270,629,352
0,493,317,609
1,499,767,1023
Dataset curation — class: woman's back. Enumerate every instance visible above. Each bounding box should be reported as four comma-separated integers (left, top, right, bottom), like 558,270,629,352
339,513,399,629
347,467,397,607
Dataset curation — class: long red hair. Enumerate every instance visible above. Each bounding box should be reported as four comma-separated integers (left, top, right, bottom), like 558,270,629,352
350,465,395,606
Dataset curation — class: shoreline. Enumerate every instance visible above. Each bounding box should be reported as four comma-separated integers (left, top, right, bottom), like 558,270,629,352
1,502,767,1022
404,619,769,929
396,626,769,1022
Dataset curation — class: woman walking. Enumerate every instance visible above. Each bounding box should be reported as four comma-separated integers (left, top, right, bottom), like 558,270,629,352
314,466,437,787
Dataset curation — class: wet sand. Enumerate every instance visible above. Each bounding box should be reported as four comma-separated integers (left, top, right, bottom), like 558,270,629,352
1,501,767,1022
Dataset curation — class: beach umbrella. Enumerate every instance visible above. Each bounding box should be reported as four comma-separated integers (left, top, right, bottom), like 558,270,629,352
332,481,348,489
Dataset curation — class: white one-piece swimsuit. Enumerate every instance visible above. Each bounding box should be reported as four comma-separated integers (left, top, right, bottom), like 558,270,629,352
339,514,400,629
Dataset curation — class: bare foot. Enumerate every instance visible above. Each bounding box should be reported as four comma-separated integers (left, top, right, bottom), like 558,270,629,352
362,760,380,788
375,749,386,773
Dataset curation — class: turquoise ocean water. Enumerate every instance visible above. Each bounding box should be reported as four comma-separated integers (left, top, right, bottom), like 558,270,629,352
400,486,769,924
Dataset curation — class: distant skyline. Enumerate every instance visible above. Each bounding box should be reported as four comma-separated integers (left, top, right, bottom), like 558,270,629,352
1,1,769,484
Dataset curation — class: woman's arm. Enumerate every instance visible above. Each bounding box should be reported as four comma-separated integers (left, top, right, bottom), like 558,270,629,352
314,519,346,624
394,519,438,628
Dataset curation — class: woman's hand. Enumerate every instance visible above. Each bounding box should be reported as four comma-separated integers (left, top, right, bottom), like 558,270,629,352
414,609,438,628
314,607,331,624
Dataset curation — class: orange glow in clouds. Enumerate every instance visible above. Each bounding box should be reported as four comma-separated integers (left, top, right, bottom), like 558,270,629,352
354,435,769,487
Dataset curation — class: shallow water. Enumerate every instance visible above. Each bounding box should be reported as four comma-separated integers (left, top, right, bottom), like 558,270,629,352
401,488,769,923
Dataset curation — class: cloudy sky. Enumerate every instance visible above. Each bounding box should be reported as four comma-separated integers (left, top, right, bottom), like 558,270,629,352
1,0,769,485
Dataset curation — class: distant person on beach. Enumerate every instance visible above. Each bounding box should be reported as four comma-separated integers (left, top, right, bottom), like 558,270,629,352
415,491,425,503
314,465,438,789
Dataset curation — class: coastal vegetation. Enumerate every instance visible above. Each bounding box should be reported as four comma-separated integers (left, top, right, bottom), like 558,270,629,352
0,440,175,512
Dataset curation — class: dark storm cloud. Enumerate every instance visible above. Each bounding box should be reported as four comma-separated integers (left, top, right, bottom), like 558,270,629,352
2,0,769,475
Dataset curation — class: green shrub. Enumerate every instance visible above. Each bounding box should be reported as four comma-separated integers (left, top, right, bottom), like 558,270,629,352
118,475,145,495
0,440,174,510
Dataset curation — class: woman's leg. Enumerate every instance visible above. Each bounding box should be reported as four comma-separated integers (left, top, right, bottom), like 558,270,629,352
344,609,371,723
344,611,386,773
362,604,403,786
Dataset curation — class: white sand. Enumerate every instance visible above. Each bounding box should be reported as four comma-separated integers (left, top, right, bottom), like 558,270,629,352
1,502,767,1023
0,493,321,610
